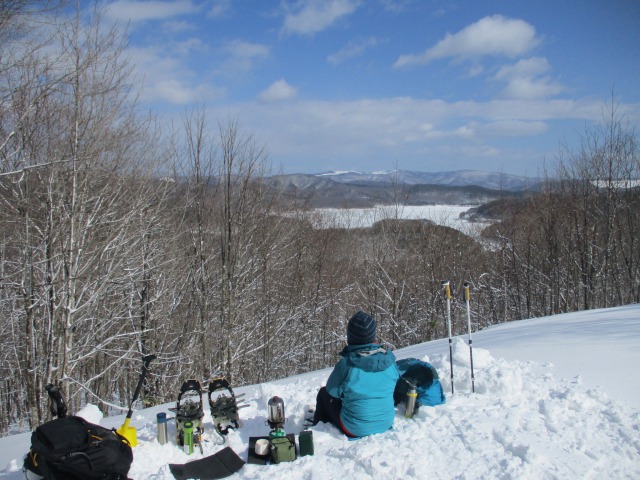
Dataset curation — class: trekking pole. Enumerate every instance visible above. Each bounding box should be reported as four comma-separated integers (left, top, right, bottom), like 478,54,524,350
464,282,476,393
442,280,454,394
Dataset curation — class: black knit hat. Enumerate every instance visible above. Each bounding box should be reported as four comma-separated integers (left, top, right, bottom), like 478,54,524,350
347,311,377,345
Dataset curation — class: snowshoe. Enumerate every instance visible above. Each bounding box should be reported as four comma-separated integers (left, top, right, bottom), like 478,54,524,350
169,379,205,454
208,377,248,435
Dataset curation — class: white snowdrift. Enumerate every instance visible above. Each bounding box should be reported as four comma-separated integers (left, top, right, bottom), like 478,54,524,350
1,305,639,479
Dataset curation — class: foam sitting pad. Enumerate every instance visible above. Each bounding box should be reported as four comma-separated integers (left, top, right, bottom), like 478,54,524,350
169,446,245,480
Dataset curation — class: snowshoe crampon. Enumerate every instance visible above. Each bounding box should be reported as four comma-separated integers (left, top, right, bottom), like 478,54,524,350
169,379,205,454
208,377,248,435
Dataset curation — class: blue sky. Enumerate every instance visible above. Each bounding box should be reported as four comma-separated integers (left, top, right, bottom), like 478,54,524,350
100,0,640,176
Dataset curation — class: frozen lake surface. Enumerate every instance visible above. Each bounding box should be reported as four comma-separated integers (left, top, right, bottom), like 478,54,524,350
301,204,483,235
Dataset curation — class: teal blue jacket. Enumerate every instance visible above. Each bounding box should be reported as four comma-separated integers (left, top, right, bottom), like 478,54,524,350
326,344,400,437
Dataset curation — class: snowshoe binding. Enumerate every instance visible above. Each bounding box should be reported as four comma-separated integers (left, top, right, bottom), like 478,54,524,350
208,377,248,435
170,379,205,454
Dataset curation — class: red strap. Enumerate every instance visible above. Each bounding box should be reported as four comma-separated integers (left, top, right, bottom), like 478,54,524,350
338,417,357,438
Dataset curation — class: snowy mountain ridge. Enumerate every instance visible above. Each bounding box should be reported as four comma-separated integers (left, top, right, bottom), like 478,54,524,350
314,169,541,191
266,169,534,208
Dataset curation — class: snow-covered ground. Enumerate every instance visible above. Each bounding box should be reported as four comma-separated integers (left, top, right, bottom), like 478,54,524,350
300,205,484,235
2,305,639,479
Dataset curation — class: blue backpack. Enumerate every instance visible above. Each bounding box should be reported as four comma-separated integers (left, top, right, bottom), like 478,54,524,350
394,358,446,411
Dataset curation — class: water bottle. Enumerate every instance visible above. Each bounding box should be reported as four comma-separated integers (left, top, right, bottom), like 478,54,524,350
405,385,417,419
183,421,194,454
156,412,168,445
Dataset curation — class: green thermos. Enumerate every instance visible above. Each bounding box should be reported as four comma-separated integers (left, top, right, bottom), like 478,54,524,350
183,421,194,454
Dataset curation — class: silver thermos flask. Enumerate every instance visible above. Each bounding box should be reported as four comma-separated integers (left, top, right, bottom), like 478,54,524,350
267,396,286,426
156,412,168,445
405,385,417,419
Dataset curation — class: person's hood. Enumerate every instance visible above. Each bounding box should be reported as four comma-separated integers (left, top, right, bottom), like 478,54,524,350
339,344,396,372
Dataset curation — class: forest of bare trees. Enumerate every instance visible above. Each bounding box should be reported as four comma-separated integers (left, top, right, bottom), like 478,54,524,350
1,3,638,434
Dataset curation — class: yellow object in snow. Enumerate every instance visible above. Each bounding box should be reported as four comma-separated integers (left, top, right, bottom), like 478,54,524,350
116,417,138,447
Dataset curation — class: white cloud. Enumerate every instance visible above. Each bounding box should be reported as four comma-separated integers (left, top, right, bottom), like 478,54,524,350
328,37,379,65
171,37,207,57
394,15,540,68
208,0,231,18
160,20,196,33
472,119,549,137
379,0,418,13
148,79,218,105
466,64,485,77
495,56,550,80
105,0,200,23
127,45,224,105
227,96,607,171
258,79,298,102
436,143,502,159
218,40,271,75
282,0,362,35
223,40,271,59
501,77,564,100
494,57,564,99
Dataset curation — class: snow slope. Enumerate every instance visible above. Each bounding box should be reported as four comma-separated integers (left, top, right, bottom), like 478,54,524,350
2,305,639,479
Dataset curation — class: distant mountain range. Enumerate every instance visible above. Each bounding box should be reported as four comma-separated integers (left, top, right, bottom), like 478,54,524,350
267,169,540,208
314,169,540,191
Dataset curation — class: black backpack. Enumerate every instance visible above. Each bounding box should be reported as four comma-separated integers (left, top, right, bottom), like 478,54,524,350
23,415,133,480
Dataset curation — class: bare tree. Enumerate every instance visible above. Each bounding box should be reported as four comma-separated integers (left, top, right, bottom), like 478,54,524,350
0,2,174,426
554,99,639,309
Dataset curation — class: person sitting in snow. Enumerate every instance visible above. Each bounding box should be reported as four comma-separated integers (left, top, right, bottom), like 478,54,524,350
311,311,400,437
